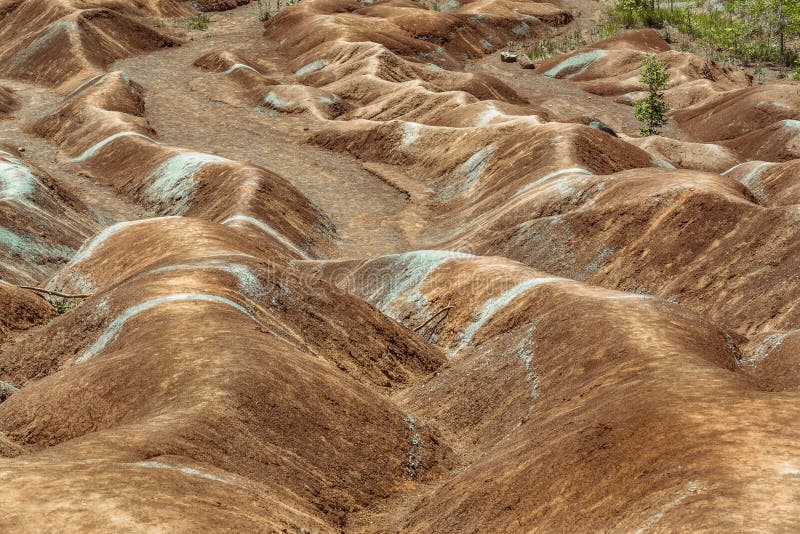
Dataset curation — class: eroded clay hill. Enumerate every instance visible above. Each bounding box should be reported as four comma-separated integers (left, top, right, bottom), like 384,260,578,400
0,0,798,531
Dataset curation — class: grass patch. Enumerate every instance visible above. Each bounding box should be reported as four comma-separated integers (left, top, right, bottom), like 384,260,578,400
52,298,80,315
187,13,210,31
41,297,83,325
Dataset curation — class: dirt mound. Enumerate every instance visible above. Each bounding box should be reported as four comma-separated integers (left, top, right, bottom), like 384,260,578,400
96,0,196,17
31,71,333,258
0,282,51,349
45,216,284,294
670,84,800,161
266,0,570,66
31,71,151,145
537,29,751,108
722,159,800,206
435,166,800,338
674,84,800,142
0,0,182,88
305,252,800,531
537,29,669,81
11,217,444,388
1,0,799,529
722,119,800,162
0,85,18,117
310,119,655,212
626,135,740,172
197,40,530,123
748,330,800,392
0,146,96,284
0,216,452,529
194,50,351,116
184,0,569,125
194,50,281,87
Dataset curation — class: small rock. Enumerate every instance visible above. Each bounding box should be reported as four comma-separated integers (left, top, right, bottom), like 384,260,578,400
589,120,619,138
17,147,25,153
519,55,535,70
500,51,517,63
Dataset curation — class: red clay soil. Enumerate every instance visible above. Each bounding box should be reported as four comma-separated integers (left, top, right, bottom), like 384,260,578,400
0,0,184,89
535,29,752,111
306,253,800,531
723,159,800,206
434,166,800,338
0,85,18,117
538,30,744,77
0,0,799,531
0,282,51,349
30,71,333,258
673,83,800,161
750,331,800,392
625,135,740,172
673,83,800,141
0,217,452,530
0,145,97,284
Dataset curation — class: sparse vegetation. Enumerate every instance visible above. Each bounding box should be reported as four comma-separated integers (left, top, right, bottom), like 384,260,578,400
417,0,439,11
521,23,621,62
187,13,210,31
607,0,800,67
52,298,80,315
258,0,271,21
613,0,652,28
634,54,670,136
41,296,82,325
257,0,301,20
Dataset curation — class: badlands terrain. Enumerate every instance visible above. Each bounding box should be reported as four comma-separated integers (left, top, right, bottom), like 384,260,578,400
0,0,799,531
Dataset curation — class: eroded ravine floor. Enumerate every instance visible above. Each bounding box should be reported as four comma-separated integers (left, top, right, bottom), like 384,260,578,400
112,4,425,259
0,81,151,227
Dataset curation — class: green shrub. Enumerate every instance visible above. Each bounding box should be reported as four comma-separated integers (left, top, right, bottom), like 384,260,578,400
42,297,81,324
611,0,648,28
601,22,621,39
52,299,79,315
187,13,210,30
634,54,669,136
